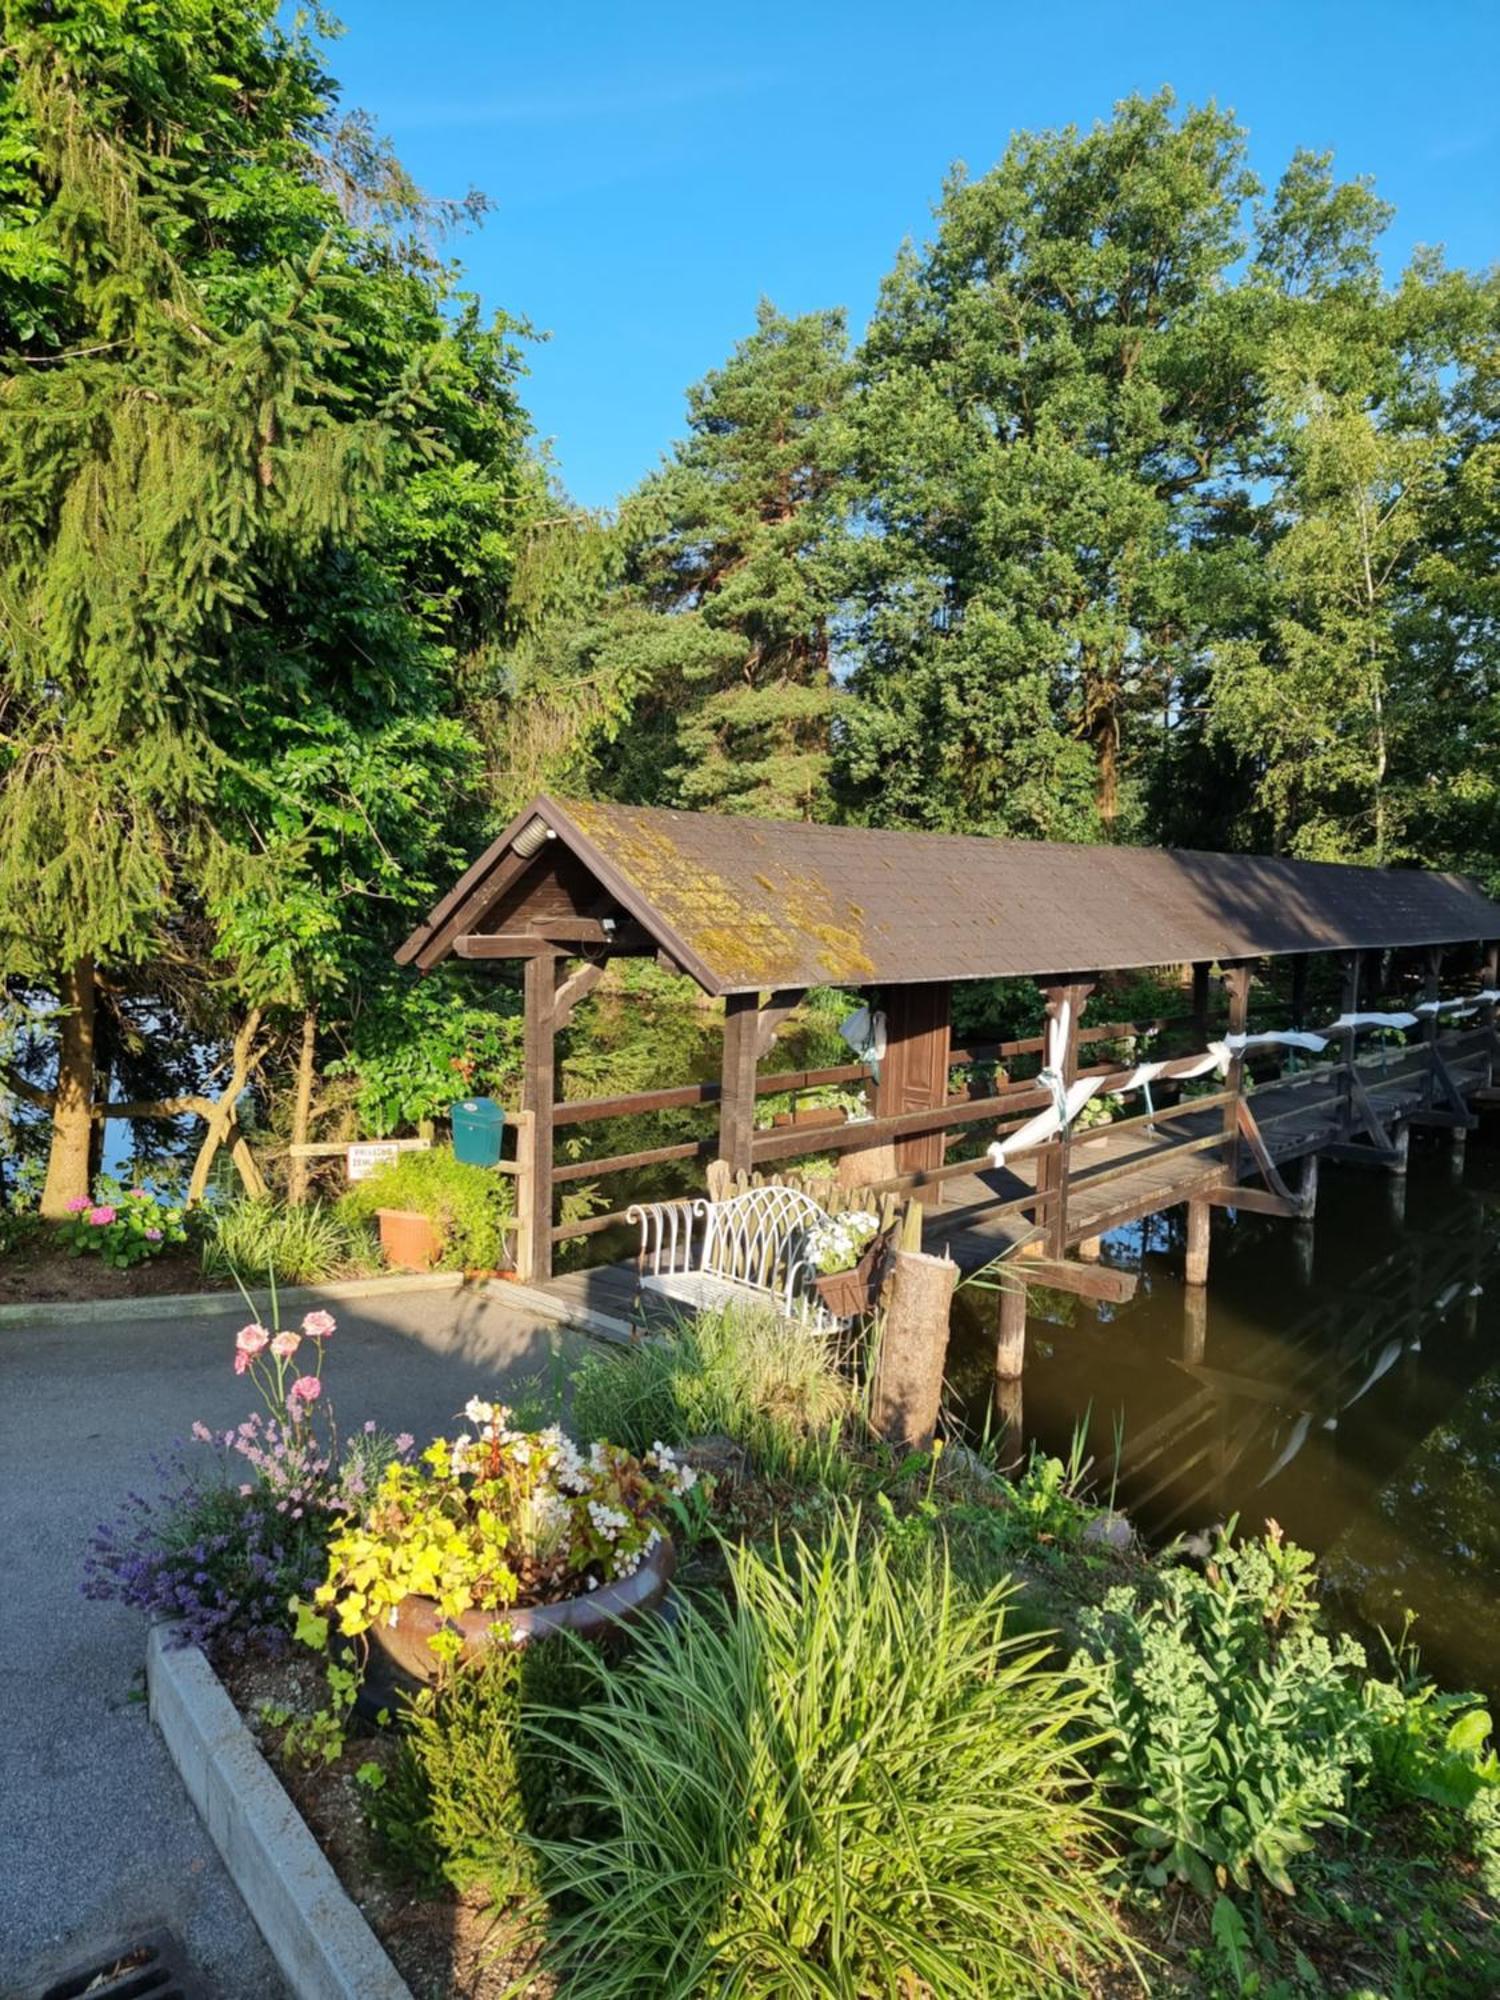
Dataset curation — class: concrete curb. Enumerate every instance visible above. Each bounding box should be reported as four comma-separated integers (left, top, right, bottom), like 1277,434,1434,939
1,1270,463,1330
480,1276,633,1343
147,1626,412,2000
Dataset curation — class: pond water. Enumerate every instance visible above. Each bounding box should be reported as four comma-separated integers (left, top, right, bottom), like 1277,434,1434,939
946,1126,1500,1702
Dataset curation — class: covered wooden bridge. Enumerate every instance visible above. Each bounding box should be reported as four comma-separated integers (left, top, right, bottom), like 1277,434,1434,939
400,797,1500,1351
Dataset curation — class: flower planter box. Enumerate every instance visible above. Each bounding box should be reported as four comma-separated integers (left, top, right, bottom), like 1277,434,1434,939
363,1533,677,1705
771,1105,849,1130
811,1238,887,1319
376,1207,441,1271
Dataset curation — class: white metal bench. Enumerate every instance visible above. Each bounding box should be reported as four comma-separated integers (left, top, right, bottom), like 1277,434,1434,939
627,1184,831,1323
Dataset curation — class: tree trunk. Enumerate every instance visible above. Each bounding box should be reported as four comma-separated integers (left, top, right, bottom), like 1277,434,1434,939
40,957,97,1218
186,1009,265,1206
286,1009,318,1206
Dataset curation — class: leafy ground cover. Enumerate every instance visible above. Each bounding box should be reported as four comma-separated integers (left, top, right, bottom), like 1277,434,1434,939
89,1297,1500,1998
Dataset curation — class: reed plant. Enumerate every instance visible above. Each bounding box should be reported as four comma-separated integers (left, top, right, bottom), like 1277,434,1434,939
531,1507,1132,1997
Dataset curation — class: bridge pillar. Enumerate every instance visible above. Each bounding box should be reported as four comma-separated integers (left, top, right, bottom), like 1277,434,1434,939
1182,1284,1207,1364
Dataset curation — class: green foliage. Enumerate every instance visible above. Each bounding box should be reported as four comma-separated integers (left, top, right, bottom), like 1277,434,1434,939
338,1147,513,1270
56,1178,187,1268
323,968,524,1137
1073,1523,1373,1895
568,1299,854,1471
373,1639,588,1900
531,1509,1131,1997
201,1198,369,1287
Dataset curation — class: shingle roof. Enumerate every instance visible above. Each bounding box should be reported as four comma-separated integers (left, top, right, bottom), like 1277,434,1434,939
399,796,1500,995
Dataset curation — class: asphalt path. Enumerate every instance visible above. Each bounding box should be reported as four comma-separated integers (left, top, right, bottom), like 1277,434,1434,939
0,1284,579,1998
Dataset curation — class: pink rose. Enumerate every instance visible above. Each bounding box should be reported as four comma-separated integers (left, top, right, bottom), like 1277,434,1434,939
301,1310,336,1339
235,1324,270,1355
289,1375,322,1403
87,1205,116,1226
65,1196,90,1214
269,1331,301,1360
233,1351,251,1376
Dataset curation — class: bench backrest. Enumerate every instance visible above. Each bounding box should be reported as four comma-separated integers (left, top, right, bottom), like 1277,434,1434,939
701,1185,828,1297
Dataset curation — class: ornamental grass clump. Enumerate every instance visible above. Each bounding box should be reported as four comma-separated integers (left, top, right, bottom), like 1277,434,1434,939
569,1298,853,1469
530,1506,1131,1998
202,1197,368,1286
309,1399,696,1654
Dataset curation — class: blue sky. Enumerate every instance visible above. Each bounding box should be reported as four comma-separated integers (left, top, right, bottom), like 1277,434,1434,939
328,1,1498,510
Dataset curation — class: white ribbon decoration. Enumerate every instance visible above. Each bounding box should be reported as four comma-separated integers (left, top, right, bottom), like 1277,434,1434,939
1225,1029,1332,1055
987,1046,1230,1171
1327,1011,1418,1033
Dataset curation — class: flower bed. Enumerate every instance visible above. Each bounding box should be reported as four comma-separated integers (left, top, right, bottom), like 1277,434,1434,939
89,1296,1500,1999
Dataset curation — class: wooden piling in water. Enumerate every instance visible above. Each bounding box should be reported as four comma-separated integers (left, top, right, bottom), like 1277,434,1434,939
995,1280,1027,1381
1185,1199,1211,1287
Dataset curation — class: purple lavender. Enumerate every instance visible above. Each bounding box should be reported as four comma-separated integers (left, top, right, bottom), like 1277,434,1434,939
84,1417,414,1656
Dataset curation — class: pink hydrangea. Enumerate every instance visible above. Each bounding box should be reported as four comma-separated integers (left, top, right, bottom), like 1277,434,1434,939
87,1205,116,1227
65,1196,90,1214
235,1324,270,1355
289,1375,322,1403
301,1310,336,1340
269,1331,301,1360
144,1227,163,1243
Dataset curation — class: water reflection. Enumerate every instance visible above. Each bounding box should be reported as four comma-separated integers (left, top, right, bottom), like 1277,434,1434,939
946,1129,1500,1699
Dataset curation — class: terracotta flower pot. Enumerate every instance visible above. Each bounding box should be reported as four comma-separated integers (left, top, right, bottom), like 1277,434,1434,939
811,1238,886,1318
376,1207,441,1271
360,1534,677,1709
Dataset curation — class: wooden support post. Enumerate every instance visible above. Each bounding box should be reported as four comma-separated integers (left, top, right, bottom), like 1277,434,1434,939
1483,940,1499,1088
1422,946,1443,1109
995,1280,1027,1381
1298,1150,1319,1217
1292,1218,1315,1288
1221,962,1253,1182
1077,1234,1103,1263
1182,1284,1207,1365
1340,950,1364,1017
1191,960,1212,1040
1185,1198,1211,1288
1386,1168,1408,1227
1450,1127,1468,1182
520,954,561,1283
718,992,761,1180
869,1249,957,1452
1036,976,1095,1255
1290,954,1310,1032
991,1375,1024,1467
1391,1123,1411,1177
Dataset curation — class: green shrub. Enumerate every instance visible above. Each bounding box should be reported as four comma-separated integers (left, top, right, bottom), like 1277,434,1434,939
569,1299,852,1470
1072,1522,1372,1896
531,1509,1130,1998
202,1199,369,1286
374,1640,589,1900
338,1147,513,1270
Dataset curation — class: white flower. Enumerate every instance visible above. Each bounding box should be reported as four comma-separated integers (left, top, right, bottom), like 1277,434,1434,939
463,1396,497,1427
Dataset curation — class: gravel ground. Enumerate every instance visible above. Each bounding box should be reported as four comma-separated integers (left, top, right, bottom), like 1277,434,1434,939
0,1283,580,1998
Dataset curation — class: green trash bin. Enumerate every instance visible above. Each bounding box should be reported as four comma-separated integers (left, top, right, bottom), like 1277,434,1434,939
450,1097,505,1167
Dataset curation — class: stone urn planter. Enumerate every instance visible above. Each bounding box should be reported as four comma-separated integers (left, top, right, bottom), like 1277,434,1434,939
359,1534,677,1713
376,1207,441,1271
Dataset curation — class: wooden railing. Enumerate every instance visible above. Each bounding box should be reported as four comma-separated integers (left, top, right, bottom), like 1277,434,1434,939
523,1010,1497,1260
